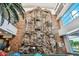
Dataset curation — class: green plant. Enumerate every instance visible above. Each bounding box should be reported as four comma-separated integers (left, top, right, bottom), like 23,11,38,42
0,3,25,25
70,40,74,47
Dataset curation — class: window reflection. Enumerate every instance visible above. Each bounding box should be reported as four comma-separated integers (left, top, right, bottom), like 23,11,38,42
68,36,79,53
61,3,79,26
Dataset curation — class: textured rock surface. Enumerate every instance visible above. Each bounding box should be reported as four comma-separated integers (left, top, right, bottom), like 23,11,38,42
9,7,66,54
22,7,57,54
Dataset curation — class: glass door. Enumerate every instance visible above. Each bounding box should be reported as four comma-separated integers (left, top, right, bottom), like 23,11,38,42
68,35,79,53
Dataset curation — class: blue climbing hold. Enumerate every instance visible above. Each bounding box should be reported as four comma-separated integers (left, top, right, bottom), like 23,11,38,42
34,53,42,56
9,52,21,56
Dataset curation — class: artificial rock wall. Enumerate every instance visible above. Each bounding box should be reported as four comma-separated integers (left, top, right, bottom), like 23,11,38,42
22,7,58,54
9,7,66,54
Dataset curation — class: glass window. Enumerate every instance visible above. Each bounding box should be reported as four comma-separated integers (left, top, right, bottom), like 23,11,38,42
74,4,79,12
61,3,79,26
72,10,78,16
72,10,79,19
63,3,78,18
61,14,73,26
68,36,79,53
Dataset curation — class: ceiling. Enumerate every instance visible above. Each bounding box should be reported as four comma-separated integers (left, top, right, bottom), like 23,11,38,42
22,3,59,10
22,3,59,15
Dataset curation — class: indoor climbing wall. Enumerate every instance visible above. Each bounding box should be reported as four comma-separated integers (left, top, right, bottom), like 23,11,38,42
22,7,56,54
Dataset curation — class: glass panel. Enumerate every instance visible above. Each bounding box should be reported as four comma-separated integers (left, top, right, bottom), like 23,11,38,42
72,10,78,16
61,3,79,26
63,3,79,18
68,36,79,53
74,4,79,12
73,12,79,19
62,14,73,26
71,10,79,19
